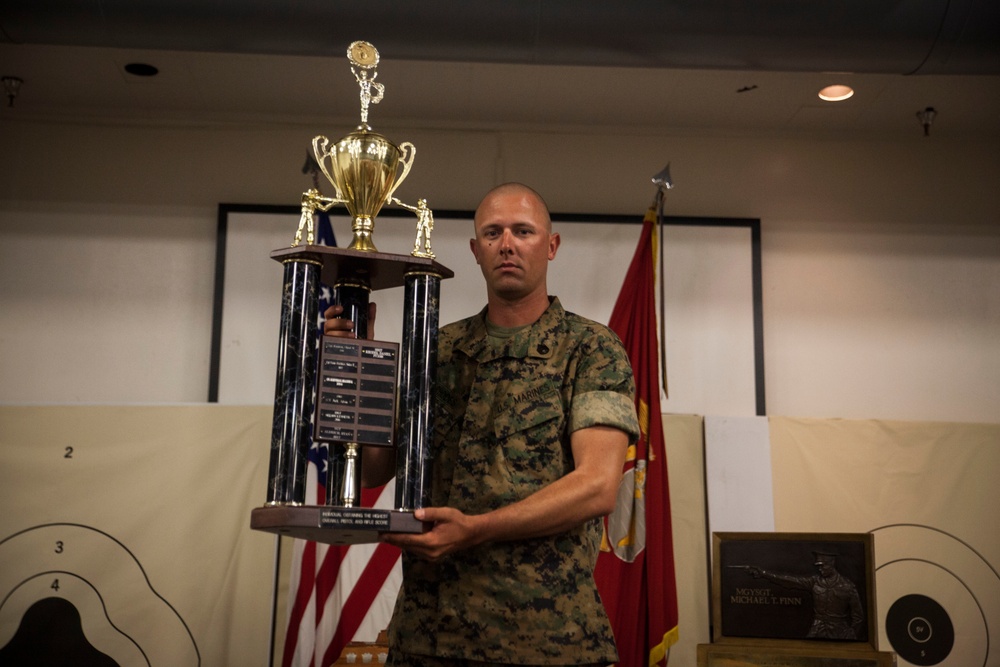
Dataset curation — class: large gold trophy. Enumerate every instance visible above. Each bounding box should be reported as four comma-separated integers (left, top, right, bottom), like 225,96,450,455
250,42,451,544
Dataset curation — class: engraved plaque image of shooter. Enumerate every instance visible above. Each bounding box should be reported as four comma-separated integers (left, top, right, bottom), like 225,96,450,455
250,41,452,544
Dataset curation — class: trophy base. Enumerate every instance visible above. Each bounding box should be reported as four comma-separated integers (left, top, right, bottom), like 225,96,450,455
250,505,426,545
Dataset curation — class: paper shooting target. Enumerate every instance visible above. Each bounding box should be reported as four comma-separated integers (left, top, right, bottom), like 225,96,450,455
872,524,1000,667
0,523,199,665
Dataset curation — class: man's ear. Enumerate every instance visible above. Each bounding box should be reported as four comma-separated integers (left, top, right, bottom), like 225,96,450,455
470,237,481,264
547,232,561,261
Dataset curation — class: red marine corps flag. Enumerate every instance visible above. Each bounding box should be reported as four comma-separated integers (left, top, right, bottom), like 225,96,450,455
595,206,679,666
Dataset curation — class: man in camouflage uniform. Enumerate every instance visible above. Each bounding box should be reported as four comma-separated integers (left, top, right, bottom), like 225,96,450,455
326,183,639,666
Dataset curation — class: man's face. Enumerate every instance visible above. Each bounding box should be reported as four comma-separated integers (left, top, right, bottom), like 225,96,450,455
470,189,560,301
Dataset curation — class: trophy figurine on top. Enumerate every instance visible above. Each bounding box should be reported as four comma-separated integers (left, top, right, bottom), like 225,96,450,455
250,41,452,545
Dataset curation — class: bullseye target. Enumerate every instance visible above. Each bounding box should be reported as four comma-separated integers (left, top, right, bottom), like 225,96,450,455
872,524,1000,667
885,594,955,665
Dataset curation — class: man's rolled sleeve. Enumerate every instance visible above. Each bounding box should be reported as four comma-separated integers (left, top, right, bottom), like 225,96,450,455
570,390,640,445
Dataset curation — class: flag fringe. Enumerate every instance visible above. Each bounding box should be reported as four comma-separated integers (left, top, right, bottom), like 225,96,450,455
648,624,679,667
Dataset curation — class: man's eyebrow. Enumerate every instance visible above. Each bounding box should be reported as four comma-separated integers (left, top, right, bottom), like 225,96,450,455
477,219,540,232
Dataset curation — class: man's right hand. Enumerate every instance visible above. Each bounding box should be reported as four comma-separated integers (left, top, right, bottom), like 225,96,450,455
323,303,377,338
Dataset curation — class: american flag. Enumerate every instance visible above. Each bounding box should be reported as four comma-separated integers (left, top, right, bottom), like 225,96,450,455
282,210,402,667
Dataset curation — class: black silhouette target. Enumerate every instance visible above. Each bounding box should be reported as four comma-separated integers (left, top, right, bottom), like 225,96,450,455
886,594,955,665
0,523,199,665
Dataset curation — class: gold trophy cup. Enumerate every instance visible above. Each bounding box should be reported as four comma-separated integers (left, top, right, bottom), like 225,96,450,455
312,131,415,252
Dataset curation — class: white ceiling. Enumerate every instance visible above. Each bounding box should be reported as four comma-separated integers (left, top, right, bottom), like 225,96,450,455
2,0,999,139
4,43,998,140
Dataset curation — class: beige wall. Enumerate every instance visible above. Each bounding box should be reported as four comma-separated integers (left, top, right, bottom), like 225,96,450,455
0,113,997,664
2,117,997,421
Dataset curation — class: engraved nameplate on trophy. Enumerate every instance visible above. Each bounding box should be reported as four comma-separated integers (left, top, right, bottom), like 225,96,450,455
315,339,398,447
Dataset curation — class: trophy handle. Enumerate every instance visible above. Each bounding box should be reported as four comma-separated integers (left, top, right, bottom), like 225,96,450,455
385,142,416,204
312,136,345,200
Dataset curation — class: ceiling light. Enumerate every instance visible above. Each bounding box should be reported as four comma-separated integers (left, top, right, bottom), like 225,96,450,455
818,84,854,102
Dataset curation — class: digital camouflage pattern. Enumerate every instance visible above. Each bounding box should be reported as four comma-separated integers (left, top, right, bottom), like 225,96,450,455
388,297,640,665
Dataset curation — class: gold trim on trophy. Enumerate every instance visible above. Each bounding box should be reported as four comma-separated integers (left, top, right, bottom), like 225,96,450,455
290,41,435,257
339,443,360,507
333,278,372,291
311,132,415,252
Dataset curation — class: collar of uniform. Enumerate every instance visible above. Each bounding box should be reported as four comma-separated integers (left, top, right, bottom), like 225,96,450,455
456,297,563,361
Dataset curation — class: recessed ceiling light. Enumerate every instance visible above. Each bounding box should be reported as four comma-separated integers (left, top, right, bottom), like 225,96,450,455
124,63,159,77
818,84,854,102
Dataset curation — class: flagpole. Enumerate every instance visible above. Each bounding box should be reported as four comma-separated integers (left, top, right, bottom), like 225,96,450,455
651,163,674,397
657,189,667,397
268,534,281,666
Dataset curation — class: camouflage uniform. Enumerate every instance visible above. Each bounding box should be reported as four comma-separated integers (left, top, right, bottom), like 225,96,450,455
389,297,640,665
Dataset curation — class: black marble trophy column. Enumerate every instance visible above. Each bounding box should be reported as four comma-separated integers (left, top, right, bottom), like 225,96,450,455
395,271,441,510
325,279,371,508
265,257,322,505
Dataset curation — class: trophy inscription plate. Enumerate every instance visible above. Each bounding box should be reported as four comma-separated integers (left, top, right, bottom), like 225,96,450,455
251,504,425,545
316,338,398,447
320,507,391,530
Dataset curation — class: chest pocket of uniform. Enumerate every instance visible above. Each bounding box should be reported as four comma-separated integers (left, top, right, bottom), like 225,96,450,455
492,385,567,488
433,388,466,448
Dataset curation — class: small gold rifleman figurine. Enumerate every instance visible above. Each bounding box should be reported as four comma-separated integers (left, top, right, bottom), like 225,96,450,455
293,188,344,246
392,197,435,258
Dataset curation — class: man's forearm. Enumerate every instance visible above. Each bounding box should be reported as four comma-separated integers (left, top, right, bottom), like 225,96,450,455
468,425,628,545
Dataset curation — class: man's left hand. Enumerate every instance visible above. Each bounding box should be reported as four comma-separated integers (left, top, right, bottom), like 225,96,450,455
381,507,481,562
